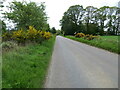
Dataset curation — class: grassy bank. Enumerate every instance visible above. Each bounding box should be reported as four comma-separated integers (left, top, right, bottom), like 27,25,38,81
2,36,55,88
65,36,119,54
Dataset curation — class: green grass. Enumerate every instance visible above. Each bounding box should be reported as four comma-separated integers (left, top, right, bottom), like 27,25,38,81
2,36,55,88
65,36,119,54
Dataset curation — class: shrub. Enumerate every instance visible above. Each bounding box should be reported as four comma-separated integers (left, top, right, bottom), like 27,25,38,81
27,26,52,43
43,32,52,39
26,26,38,41
75,33,85,38
12,29,26,44
2,32,12,41
84,34,98,40
75,33,99,40
2,26,52,44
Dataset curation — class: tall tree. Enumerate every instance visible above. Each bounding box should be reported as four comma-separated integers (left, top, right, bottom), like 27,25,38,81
97,6,110,35
50,27,56,34
60,5,85,35
84,6,98,34
60,5,119,35
4,1,48,30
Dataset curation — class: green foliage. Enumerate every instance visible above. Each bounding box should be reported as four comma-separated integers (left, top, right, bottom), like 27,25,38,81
4,1,48,30
50,27,56,34
56,30,62,35
1,20,7,33
65,36,119,54
2,36,55,88
60,5,85,35
2,32,12,41
60,5,119,35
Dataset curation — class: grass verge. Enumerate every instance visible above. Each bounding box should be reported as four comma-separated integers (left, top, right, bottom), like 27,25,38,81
65,36,119,54
2,36,56,88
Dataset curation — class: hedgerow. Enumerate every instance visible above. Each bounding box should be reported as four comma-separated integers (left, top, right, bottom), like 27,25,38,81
2,26,52,44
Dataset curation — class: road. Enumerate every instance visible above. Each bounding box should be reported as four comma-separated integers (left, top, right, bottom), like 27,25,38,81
45,36,118,88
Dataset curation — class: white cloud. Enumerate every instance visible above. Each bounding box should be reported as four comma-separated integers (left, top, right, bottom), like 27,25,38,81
2,0,120,29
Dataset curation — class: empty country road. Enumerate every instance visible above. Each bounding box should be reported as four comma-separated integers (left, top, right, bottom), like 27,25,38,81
45,36,118,88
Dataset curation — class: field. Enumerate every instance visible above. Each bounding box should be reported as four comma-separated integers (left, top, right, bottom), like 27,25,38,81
2,36,55,88
65,36,119,54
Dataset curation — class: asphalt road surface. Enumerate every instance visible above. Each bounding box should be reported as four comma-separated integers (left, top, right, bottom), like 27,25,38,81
45,36,118,88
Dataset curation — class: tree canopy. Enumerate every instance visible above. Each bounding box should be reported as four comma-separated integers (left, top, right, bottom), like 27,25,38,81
4,1,48,30
60,5,120,35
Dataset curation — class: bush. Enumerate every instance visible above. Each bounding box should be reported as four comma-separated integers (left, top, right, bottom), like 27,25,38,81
43,32,52,39
12,29,26,44
84,34,98,40
27,26,52,43
75,33,99,40
87,35,96,40
2,26,52,44
2,32,12,41
26,26,38,41
75,33,85,38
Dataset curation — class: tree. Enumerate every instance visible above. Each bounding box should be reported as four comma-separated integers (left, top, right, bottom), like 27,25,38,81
50,27,56,34
46,24,51,32
60,5,119,35
4,1,48,30
1,20,6,33
96,6,110,35
60,5,85,35
56,30,62,35
101,6,119,35
83,6,98,34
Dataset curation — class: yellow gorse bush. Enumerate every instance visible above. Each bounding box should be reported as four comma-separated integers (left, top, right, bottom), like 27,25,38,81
12,29,26,39
75,33,99,40
26,26,38,40
2,26,52,44
75,33,85,38
12,29,27,44
43,32,51,39
84,34,99,40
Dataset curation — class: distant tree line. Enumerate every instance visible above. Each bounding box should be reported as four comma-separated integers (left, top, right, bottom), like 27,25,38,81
60,5,120,35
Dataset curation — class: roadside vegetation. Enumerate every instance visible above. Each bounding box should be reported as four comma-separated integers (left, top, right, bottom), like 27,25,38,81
65,35,119,54
1,0,120,88
2,25,55,88
1,0,56,88
2,36,55,88
60,4,119,54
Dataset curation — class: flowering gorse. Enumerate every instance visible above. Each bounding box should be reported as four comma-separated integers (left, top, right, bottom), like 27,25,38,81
75,33,99,40
12,29,26,44
2,26,52,44
75,33,85,38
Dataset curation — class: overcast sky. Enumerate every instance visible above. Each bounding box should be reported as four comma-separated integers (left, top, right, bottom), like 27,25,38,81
2,0,120,29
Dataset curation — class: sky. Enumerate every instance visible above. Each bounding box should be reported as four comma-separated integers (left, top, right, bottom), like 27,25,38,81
2,0,120,30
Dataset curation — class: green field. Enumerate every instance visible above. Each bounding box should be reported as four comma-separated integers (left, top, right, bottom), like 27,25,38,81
2,37,55,88
65,36,119,54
